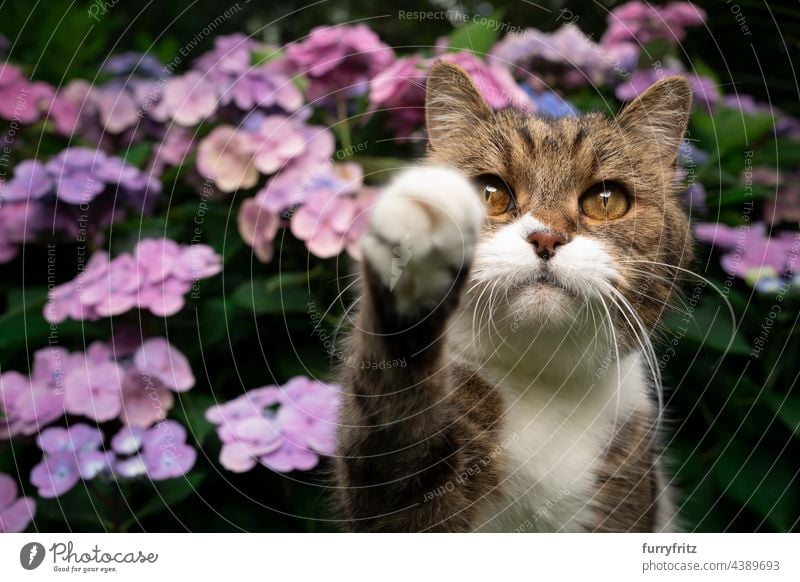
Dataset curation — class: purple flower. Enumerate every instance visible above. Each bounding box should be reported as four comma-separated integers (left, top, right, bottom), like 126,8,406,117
103,52,164,78
286,24,395,102
490,25,638,89
616,62,719,109
290,163,375,259
31,424,112,498
695,222,800,291
120,369,174,428
0,473,36,532
602,1,706,47
133,337,195,392
112,421,196,480
63,361,124,422
0,370,65,439
206,376,341,474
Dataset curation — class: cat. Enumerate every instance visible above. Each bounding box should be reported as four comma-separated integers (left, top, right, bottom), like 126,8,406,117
334,61,693,532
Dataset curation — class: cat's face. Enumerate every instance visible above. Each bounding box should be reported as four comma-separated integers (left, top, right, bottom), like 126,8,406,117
424,63,693,346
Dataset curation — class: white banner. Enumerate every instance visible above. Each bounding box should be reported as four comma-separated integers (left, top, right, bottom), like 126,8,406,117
1,533,798,581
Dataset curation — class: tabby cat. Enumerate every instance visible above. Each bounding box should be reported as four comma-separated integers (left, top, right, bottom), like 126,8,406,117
334,61,693,532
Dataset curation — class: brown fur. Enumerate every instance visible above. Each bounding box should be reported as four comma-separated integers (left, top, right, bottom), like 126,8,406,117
335,62,693,531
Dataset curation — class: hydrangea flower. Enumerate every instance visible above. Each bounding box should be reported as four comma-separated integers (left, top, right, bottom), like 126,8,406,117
0,62,55,124
615,62,719,109
490,25,638,89
368,56,427,137
44,238,221,322
602,1,706,47
695,222,800,292
112,421,197,480
151,71,218,126
290,163,376,259
205,376,340,474
0,473,36,532
439,51,533,111
30,424,113,498
237,198,280,263
286,24,395,102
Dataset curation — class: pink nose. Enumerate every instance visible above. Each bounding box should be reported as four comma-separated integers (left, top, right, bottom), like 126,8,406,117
527,231,568,260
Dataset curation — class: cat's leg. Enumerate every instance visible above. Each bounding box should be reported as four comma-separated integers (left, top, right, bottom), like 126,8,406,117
335,166,500,532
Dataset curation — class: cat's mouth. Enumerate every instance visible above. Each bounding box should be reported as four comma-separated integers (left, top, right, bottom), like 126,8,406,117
513,269,576,297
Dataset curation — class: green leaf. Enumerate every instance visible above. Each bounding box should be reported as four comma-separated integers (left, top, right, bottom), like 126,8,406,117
712,438,798,531
692,108,776,158
232,279,312,315
663,294,750,355
763,393,800,435
135,472,207,522
447,11,503,56
122,141,153,169
264,266,323,293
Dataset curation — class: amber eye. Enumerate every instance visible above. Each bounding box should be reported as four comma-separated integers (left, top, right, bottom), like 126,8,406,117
579,182,630,221
476,174,516,216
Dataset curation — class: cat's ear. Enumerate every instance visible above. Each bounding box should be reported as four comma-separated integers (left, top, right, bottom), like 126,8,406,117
617,76,692,163
425,61,493,148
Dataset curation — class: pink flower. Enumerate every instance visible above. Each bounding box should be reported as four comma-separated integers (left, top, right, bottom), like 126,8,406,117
238,198,280,263
438,51,533,111
63,361,124,422
286,24,395,101
120,369,174,428
0,62,54,124
369,56,427,136
602,1,706,47
133,337,195,392
290,163,375,259
206,376,341,474
196,126,259,193
152,71,218,126
0,473,36,532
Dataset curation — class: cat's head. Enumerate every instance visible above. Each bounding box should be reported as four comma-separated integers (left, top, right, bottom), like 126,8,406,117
424,62,693,349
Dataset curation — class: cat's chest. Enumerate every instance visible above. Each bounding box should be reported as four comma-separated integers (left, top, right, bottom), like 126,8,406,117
473,356,649,532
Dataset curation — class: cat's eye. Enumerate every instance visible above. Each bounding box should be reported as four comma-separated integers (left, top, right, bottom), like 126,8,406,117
579,182,630,221
476,174,516,216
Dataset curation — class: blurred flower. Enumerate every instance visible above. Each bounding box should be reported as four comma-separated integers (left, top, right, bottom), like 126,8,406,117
695,222,800,292
45,238,221,323
440,51,533,110
491,25,638,89
616,61,719,109
521,85,579,118
723,95,800,140
112,421,196,480
765,173,800,226
290,163,375,259
286,24,395,101
133,337,195,392
0,473,36,533
602,1,706,47
152,71,218,126
103,51,164,78
64,361,125,422
196,126,259,192
0,62,54,124
369,56,427,137
30,424,112,498
237,198,280,262
205,376,340,473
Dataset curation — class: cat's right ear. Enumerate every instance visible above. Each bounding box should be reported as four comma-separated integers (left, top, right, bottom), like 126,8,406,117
425,62,493,149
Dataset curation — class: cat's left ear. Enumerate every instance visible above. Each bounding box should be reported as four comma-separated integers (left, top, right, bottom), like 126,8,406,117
617,76,692,163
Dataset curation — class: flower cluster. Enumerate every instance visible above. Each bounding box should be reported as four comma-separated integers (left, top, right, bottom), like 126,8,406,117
205,376,340,474
0,148,161,262
694,223,800,292
45,238,221,322
30,421,196,498
1,336,194,439
602,1,706,47
0,473,36,533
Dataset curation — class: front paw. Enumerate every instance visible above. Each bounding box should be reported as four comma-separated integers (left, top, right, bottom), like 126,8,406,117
362,165,485,315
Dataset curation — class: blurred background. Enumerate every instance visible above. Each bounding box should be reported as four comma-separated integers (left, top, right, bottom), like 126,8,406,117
0,0,798,533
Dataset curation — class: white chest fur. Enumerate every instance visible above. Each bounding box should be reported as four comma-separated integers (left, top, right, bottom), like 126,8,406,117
472,352,649,532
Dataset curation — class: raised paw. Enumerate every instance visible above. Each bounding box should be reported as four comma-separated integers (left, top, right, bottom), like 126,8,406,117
362,165,485,315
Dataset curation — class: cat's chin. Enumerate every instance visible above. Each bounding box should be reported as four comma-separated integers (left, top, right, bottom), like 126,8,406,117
506,282,581,325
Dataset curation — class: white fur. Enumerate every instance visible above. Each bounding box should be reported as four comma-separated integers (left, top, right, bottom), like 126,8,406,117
362,166,485,314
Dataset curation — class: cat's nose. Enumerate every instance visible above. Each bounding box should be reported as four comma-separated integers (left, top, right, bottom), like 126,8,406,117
527,231,568,260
